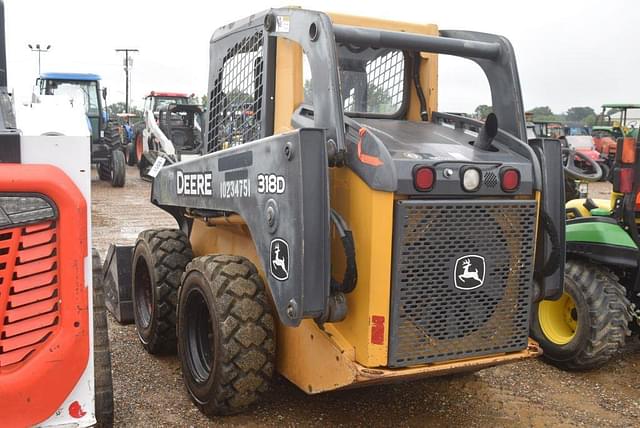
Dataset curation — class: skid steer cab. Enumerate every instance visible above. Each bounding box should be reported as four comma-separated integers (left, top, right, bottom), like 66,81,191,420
0,3,113,424
106,7,565,417
35,72,126,187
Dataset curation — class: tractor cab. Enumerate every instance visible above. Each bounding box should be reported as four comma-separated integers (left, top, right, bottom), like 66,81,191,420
36,73,107,145
143,91,190,117
35,72,126,187
593,103,640,161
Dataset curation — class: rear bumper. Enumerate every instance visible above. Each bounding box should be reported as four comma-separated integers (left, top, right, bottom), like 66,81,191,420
349,338,541,389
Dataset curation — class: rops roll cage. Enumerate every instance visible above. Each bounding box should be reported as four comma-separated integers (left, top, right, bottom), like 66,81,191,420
211,7,539,186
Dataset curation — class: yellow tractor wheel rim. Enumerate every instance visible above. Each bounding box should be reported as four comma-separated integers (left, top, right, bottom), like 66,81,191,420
538,292,578,345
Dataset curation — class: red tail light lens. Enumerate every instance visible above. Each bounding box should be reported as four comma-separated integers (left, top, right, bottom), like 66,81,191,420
413,166,435,192
621,137,636,164
500,168,520,192
619,167,633,193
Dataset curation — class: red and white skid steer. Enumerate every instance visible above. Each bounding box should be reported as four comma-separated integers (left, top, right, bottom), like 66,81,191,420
0,2,113,426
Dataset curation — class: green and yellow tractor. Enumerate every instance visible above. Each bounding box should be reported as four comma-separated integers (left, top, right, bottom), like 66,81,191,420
531,136,640,369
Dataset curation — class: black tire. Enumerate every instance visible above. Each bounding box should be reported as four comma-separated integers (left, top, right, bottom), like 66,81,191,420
92,249,114,427
531,260,631,370
110,150,126,187
178,255,275,416
125,142,137,166
97,162,111,181
599,163,610,182
132,229,192,354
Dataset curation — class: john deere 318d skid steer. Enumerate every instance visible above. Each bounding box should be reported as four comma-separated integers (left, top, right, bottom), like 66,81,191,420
106,7,566,416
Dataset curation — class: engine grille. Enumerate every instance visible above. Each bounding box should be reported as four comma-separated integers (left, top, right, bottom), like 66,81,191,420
388,200,537,367
0,221,59,368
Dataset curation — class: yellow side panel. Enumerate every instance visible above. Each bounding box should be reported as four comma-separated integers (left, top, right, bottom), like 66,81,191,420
277,320,357,393
328,168,394,367
274,38,303,135
190,219,264,274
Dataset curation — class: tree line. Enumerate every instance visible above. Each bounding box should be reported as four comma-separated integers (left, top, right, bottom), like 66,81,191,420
475,104,598,125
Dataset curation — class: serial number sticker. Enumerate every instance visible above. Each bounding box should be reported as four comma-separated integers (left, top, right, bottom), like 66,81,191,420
147,156,166,178
221,178,251,198
276,15,290,33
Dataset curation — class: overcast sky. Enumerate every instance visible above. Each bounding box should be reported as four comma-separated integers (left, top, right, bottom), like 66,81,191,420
5,0,640,115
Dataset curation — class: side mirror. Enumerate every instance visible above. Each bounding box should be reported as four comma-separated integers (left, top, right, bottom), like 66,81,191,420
102,87,107,100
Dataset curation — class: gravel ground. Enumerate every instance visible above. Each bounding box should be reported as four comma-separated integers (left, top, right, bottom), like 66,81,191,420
92,170,640,427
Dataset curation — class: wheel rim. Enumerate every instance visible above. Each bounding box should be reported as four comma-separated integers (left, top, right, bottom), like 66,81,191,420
133,256,153,329
538,292,578,345
184,287,214,384
136,134,143,160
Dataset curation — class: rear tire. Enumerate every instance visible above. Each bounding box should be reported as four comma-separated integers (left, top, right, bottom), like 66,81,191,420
132,229,192,354
178,255,275,416
92,249,114,427
531,260,631,370
110,150,126,187
97,162,111,181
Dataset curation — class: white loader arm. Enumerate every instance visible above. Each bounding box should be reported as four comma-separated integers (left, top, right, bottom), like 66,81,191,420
145,109,175,156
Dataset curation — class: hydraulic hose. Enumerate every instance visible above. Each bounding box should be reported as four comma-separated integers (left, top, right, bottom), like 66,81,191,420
330,209,357,294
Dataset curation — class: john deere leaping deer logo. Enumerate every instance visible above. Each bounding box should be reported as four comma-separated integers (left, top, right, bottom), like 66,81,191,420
454,255,486,290
269,238,290,281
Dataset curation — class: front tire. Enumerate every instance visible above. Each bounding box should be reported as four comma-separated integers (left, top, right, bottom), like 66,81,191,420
531,260,631,370
132,229,192,354
92,249,114,427
178,255,275,416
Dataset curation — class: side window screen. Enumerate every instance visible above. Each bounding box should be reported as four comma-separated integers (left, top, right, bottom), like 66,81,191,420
337,47,405,115
207,31,264,153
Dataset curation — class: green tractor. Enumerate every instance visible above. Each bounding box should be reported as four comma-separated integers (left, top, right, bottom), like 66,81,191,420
531,136,640,369
36,72,126,187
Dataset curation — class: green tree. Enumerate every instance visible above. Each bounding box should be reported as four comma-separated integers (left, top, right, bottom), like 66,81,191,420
107,102,141,117
474,104,493,119
107,102,126,115
527,106,563,122
566,106,596,123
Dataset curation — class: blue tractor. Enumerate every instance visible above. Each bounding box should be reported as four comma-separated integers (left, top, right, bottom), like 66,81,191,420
36,72,126,187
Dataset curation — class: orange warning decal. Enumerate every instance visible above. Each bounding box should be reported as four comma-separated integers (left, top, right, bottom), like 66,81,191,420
357,128,383,167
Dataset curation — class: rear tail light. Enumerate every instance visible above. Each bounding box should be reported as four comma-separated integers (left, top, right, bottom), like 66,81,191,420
500,168,520,192
461,167,481,192
413,166,435,192
621,137,636,164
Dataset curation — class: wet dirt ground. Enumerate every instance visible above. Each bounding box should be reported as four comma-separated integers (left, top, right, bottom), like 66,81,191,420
92,171,640,427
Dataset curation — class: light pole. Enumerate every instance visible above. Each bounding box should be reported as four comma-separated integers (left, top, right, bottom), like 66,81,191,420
115,48,138,113
28,44,51,75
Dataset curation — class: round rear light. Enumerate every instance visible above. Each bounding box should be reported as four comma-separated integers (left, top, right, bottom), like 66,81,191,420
501,168,520,192
461,167,481,192
413,166,435,192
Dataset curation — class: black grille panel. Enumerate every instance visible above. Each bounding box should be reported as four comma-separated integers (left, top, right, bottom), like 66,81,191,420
389,200,537,367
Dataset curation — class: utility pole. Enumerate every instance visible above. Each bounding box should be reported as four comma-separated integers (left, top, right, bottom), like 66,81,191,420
115,48,139,113
28,44,51,75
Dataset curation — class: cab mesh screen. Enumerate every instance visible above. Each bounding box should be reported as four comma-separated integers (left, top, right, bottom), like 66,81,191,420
207,31,264,153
